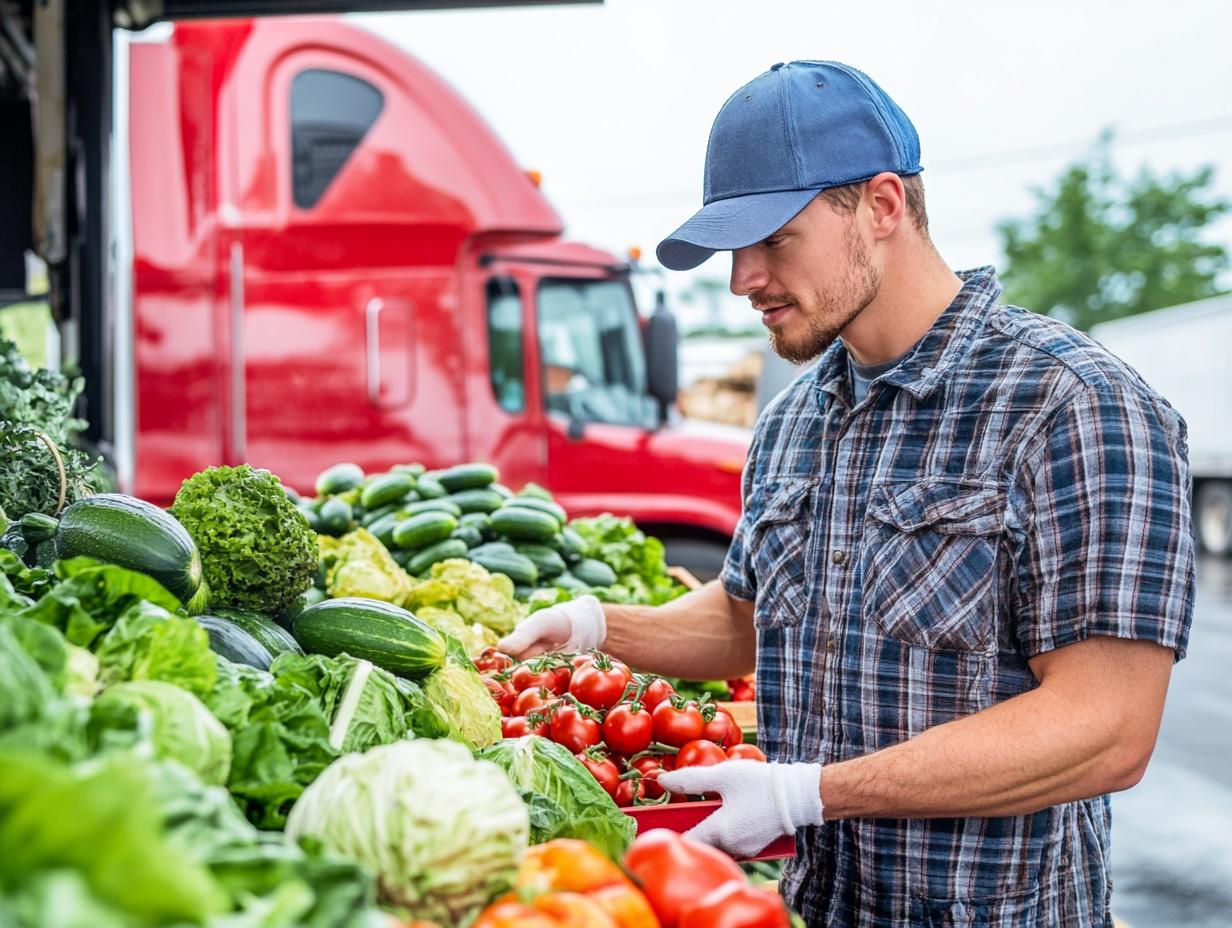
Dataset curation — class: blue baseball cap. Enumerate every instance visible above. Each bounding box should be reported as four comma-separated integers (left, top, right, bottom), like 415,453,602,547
656,61,922,271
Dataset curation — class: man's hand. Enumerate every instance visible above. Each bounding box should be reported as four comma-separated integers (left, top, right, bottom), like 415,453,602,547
657,760,823,858
498,594,606,659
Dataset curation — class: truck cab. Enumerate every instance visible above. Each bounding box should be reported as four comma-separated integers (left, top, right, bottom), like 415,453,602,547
125,16,748,576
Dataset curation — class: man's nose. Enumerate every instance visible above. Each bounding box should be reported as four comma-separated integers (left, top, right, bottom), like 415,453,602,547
730,247,769,297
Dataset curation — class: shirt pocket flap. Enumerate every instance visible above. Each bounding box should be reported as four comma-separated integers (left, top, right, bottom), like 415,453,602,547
754,479,816,523
869,478,1007,536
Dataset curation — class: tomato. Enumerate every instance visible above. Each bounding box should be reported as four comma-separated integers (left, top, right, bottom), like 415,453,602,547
678,882,790,928
674,739,728,768
700,708,740,747
516,839,629,894
587,883,661,928
623,829,745,928
613,777,648,808
639,678,676,713
514,686,557,717
602,703,654,756
512,663,568,695
725,744,767,762
627,754,667,800
525,711,553,738
551,664,574,694
571,652,597,671
474,647,515,674
651,699,704,748
569,658,634,712
483,674,518,714
502,716,531,738
578,750,621,797
550,704,602,754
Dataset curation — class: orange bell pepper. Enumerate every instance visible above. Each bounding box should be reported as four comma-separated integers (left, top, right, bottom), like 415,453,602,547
516,839,631,894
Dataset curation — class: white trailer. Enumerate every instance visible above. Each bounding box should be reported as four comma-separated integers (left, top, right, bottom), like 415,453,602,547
1091,294,1232,555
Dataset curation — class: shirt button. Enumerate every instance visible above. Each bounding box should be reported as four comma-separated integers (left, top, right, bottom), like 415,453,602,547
831,550,846,566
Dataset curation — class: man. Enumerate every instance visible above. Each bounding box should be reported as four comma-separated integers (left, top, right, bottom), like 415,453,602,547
499,61,1194,927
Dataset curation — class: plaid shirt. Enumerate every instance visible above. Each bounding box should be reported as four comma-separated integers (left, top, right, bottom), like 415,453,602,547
722,268,1195,928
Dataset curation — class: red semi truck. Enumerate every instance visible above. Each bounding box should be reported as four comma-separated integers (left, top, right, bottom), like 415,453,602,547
116,16,750,576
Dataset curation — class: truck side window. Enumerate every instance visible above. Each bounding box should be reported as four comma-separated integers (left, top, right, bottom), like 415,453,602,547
537,278,656,428
487,277,525,413
290,69,384,209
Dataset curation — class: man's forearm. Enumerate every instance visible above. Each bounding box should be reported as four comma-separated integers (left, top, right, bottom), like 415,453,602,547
601,580,756,680
820,637,1173,820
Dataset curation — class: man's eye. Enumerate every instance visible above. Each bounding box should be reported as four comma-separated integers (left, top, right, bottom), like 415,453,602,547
764,236,785,247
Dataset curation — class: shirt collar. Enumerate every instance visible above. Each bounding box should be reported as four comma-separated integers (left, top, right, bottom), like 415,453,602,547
815,266,1002,404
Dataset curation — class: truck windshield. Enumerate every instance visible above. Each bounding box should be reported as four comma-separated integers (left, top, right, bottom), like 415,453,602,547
537,278,657,428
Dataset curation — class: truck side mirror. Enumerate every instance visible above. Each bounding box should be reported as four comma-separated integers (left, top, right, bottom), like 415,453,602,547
644,292,679,422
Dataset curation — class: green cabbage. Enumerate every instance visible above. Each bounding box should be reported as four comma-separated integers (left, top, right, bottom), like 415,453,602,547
416,605,499,657
325,529,412,605
171,465,316,616
285,739,529,924
476,736,636,862
89,680,232,786
404,558,524,635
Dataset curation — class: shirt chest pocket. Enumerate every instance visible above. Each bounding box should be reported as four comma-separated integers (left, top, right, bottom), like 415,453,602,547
861,478,1008,652
750,480,819,629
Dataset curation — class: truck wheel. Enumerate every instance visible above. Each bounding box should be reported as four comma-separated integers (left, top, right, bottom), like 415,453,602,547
1196,481,1232,556
662,538,729,584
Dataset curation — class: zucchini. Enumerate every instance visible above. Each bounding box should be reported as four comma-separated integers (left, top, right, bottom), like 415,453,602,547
0,523,29,561
514,543,567,579
361,472,417,510
392,511,458,550
402,498,463,519
292,597,447,678
278,586,329,630
414,475,447,499
451,524,484,549
315,463,364,496
503,496,568,525
317,497,353,536
468,548,538,586
437,463,499,493
447,488,505,514
571,558,618,588
207,607,303,658
405,538,469,575
490,506,560,542
20,512,59,544
54,494,203,603
196,614,274,670
34,539,58,569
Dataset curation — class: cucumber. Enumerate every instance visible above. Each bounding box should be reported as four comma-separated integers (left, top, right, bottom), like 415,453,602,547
54,494,203,603
361,472,417,510
553,571,590,593
204,608,303,659
490,483,514,500
514,543,567,579
451,524,484,549
402,498,463,519
20,512,59,544
503,496,568,525
1,523,29,560
392,511,458,550
292,597,448,678
281,485,303,505
468,548,538,586
571,558,618,588
317,497,353,536
393,463,426,478
405,538,469,576
366,512,401,547
360,503,398,528
447,488,505,515
414,475,447,499
560,526,587,562
469,540,515,557
514,584,535,601
315,463,364,496
490,506,560,542
437,463,499,493
196,614,274,670
517,482,554,501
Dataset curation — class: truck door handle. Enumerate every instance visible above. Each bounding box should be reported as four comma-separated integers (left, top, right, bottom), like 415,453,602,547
366,297,384,404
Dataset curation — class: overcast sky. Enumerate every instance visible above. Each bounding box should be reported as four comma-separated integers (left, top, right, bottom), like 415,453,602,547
351,0,1232,327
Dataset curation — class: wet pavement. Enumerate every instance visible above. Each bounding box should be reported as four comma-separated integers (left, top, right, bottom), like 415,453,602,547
1110,556,1232,927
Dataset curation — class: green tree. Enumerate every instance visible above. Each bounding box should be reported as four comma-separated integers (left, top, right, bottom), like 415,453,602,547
998,133,1230,331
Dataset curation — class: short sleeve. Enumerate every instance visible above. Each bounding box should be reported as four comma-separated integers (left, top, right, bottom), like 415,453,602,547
1013,383,1196,660
720,436,759,602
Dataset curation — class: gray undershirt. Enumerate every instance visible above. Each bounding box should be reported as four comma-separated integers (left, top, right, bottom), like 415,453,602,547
849,350,907,405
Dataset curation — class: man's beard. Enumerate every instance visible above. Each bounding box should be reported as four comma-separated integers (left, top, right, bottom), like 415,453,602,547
766,228,881,365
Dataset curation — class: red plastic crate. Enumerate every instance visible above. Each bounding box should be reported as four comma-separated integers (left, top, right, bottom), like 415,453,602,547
623,800,795,861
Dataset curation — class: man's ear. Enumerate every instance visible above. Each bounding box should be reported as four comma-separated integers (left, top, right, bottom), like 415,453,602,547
864,172,906,241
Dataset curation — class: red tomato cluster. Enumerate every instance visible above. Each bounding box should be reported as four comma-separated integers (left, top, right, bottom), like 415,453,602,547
475,647,767,806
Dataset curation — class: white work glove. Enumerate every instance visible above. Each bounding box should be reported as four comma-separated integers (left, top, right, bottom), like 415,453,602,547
657,760,823,858
498,594,607,659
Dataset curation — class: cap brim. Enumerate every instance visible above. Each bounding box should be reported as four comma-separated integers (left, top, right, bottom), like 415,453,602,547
656,188,818,271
